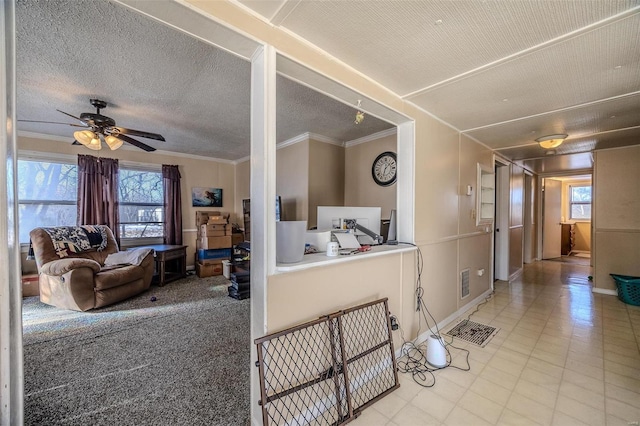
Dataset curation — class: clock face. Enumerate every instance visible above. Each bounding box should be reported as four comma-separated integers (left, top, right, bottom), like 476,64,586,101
372,151,397,186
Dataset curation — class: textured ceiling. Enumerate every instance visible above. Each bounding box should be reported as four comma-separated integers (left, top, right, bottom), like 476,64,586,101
238,0,640,173
15,0,640,173
15,0,392,160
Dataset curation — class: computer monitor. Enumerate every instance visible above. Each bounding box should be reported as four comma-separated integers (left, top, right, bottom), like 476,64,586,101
276,196,282,221
316,206,381,238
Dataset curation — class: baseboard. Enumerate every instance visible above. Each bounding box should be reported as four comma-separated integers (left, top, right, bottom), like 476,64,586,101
396,288,493,358
508,268,523,282
252,415,262,426
592,287,617,296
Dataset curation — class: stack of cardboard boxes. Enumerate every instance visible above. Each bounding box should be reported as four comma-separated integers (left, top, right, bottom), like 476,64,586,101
195,211,232,277
195,211,245,278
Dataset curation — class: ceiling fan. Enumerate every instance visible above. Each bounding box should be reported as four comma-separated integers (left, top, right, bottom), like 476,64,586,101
19,98,165,152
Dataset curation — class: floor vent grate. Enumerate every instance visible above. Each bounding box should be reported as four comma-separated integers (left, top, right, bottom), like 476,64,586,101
444,320,499,347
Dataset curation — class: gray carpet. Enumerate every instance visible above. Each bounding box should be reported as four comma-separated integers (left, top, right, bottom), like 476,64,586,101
22,274,250,425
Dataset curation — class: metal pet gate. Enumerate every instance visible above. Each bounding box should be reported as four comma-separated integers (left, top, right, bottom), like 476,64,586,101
255,298,399,426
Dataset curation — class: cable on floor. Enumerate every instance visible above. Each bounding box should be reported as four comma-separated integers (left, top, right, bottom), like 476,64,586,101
394,243,471,388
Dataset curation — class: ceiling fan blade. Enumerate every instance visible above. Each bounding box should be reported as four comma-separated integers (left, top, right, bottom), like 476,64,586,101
56,109,87,124
114,134,156,152
114,127,165,141
18,119,87,128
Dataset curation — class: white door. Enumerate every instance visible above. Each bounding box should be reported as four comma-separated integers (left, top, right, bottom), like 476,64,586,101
542,178,562,259
523,173,535,263
494,163,510,280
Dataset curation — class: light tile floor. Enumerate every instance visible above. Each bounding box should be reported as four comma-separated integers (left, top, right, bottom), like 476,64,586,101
351,261,640,426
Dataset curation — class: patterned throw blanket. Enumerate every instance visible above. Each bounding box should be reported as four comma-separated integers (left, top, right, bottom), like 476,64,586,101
43,225,109,258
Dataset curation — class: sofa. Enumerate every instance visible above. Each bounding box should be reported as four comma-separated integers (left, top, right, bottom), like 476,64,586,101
29,225,155,311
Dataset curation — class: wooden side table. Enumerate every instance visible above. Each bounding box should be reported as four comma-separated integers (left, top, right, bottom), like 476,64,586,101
21,274,40,297
135,245,187,286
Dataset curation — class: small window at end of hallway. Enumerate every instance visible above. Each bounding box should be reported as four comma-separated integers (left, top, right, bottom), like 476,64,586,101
570,185,591,220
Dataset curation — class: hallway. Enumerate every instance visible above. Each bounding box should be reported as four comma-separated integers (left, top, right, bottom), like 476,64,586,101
353,261,640,425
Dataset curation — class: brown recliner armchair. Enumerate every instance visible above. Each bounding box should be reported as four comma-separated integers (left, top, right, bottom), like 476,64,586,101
29,226,154,311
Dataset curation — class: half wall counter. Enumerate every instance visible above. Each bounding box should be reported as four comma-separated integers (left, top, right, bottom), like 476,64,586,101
268,243,417,343
275,243,416,273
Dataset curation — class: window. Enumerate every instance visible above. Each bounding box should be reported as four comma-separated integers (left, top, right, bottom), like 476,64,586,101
18,160,165,244
18,160,78,243
118,168,164,240
570,185,591,220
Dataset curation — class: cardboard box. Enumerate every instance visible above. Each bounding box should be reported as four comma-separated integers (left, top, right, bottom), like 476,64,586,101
207,217,228,225
21,274,40,297
199,224,233,237
200,223,227,233
203,230,227,237
198,235,232,250
232,233,244,246
196,211,221,227
196,261,223,277
200,258,228,266
194,254,228,266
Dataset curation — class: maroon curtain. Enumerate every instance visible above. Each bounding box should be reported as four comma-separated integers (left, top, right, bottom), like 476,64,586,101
77,155,120,245
162,165,182,245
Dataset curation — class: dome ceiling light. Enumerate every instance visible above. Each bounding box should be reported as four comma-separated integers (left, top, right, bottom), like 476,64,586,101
536,134,568,149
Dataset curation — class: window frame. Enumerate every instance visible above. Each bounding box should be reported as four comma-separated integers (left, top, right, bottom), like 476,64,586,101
17,155,167,247
569,184,592,221
17,157,79,245
117,164,165,246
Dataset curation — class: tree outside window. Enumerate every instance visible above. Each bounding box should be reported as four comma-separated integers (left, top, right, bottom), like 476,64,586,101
18,160,77,243
570,185,591,220
18,160,165,243
118,168,164,239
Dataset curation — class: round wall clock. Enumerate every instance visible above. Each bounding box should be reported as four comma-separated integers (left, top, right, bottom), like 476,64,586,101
371,151,397,186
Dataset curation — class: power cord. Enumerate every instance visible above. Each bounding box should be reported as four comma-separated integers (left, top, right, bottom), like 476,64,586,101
464,290,495,322
394,242,471,388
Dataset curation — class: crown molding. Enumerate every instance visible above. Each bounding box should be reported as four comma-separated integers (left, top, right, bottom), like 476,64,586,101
276,132,343,150
152,148,236,164
233,155,251,165
344,127,397,148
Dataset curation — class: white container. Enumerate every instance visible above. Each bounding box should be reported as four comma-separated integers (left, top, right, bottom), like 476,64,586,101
305,230,332,251
276,221,307,263
326,242,339,257
222,260,231,279
426,334,447,368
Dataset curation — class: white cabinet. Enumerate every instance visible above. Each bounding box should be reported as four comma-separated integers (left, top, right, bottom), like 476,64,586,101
477,164,495,226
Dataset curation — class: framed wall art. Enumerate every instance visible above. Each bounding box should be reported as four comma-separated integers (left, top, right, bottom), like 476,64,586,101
192,187,222,207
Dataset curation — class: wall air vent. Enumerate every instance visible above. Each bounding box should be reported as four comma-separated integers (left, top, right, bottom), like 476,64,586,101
461,268,470,299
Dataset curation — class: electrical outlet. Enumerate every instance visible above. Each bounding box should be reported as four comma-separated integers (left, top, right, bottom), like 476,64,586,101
390,316,399,331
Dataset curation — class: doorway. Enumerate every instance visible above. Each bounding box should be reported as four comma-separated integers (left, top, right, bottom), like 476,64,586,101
541,174,592,265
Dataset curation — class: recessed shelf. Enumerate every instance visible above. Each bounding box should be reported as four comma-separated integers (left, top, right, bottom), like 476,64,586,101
476,163,495,226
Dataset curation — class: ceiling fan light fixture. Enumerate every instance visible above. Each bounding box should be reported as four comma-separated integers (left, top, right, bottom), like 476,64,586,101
86,137,101,150
536,133,568,149
74,130,96,146
105,135,123,150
